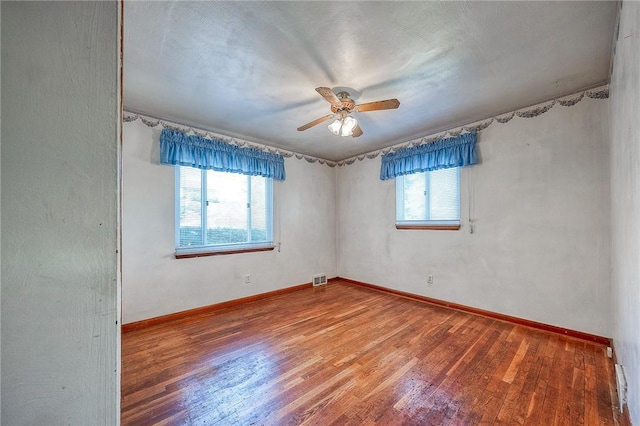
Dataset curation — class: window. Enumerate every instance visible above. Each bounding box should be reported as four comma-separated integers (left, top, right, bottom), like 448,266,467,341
396,167,460,230
175,166,274,256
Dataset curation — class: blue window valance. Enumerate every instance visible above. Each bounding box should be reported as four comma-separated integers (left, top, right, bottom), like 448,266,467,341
160,129,286,181
380,132,477,180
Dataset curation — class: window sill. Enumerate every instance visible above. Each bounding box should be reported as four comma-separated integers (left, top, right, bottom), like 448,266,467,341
175,245,275,259
396,224,461,231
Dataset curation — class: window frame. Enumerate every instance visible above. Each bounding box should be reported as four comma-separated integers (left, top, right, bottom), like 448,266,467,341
395,167,461,231
174,166,275,258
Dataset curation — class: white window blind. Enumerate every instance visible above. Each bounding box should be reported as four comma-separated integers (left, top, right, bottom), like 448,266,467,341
178,166,203,247
396,167,460,226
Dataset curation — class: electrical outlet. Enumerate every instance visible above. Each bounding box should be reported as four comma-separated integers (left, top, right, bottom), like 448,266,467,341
244,274,251,284
427,275,434,286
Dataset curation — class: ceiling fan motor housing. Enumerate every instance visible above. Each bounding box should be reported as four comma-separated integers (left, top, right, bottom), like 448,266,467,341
331,92,356,113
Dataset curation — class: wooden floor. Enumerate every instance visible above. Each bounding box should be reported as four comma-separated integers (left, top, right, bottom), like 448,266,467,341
122,280,626,425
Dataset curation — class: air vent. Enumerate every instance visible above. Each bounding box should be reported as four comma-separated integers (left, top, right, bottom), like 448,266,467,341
615,364,627,412
312,273,327,287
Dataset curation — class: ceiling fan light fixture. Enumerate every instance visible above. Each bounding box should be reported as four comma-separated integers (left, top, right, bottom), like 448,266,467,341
298,86,399,137
341,116,358,136
328,118,343,136
328,115,358,137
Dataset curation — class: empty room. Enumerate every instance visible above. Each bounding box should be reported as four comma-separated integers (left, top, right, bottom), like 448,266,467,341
2,1,639,425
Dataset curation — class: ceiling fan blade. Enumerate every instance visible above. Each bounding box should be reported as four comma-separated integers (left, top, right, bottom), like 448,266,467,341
356,98,400,112
351,124,363,138
316,87,343,109
297,114,333,131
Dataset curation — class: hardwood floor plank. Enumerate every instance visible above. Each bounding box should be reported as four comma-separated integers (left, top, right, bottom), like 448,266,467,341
511,333,547,424
595,344,618,424
585,363,600,425
446,328,507,424
534,335,564,425
522,338,553,425
494,337,536,423
572,366,587,425
121,280,623,425
502,338,530,384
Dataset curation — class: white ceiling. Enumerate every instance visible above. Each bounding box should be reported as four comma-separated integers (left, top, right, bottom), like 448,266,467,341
124,1,617,162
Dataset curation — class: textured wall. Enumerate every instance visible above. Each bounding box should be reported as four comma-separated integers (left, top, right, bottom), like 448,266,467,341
122,121,337,324
337,97,611,337
609,1,640,423
1,2,119,424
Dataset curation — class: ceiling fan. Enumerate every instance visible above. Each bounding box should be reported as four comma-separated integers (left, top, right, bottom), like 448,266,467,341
297,87,400,137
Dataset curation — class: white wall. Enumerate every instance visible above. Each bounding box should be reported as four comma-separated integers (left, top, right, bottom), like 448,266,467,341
610,1,640,423
1,2,119,424
122,121,337,324
0,3,3,421
337,97,611,337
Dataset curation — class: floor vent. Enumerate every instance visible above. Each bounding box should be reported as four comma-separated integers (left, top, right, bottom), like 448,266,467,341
615,363,627,412
312,274,328,286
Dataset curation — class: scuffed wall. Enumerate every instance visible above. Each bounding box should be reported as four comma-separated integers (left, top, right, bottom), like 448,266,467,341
337,97,611,337
1,2,119,424
609,1,640,423
122,120,337,324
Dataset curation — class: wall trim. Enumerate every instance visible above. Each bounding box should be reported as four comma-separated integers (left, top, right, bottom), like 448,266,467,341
122,282,314,333
123,111,338,167
338,277,611,346
336,84,609,166
123,277,611,346
124,84,608,169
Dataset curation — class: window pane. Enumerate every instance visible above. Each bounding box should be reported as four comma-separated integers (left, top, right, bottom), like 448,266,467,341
402,173,427,221
206,171,248,245
178,167,203,247
396,167,460,225
250,176,269,242
429,168,460,221
176,167,274,252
